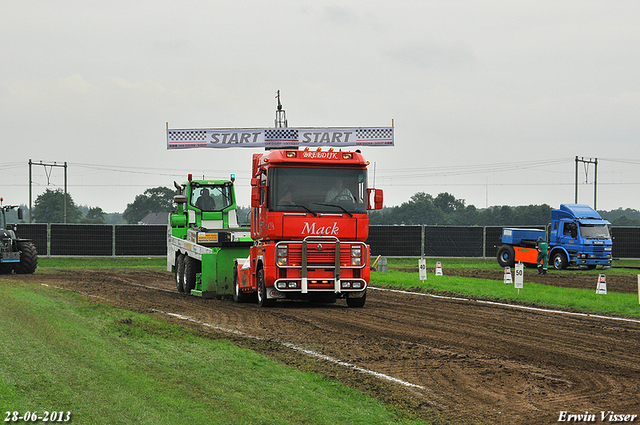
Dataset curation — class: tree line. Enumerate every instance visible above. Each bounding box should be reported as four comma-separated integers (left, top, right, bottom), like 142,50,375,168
369,192,640,226
23,188,640,226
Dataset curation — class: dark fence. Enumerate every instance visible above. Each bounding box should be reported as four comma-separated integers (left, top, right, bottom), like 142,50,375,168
12,223,640,259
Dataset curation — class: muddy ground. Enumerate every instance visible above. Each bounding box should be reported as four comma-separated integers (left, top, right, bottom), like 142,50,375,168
6,269,640,425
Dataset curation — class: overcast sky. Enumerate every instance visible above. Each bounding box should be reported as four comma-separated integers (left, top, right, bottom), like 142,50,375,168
2,1,639,214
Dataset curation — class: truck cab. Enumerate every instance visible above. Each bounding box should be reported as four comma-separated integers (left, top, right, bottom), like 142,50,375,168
548,204,612,270
237,148,383,307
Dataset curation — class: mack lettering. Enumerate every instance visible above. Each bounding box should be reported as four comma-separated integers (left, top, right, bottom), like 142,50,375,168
301,222,339,236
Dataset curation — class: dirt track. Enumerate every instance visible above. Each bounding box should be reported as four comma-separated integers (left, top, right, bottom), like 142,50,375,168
7,269,640,425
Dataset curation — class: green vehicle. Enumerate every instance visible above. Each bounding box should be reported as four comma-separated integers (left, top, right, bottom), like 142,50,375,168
0,198,37,275
167,174,252,298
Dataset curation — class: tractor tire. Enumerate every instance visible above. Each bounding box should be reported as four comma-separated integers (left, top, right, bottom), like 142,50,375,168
496,245,515,268
184,255,200,294
15,241,38,274
256,269,276,307
552,252,568,270
175,253,186,293
346,290,366,308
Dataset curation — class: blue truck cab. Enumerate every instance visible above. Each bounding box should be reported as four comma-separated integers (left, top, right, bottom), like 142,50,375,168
548,204,612,270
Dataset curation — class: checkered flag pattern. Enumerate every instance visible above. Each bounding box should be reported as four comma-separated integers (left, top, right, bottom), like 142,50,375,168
168,130,207,142
356,128,393,141
264,129,299,141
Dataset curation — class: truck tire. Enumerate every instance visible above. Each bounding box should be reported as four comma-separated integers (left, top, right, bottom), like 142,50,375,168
496,245,515,268
552,252,567,270
232,265,250,303
256,269,276,307
184,256,200,294
346,290,366,308
15,241,38,274
175,254,186,293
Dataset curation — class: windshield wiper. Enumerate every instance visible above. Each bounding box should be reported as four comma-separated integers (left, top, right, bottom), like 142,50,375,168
315,203,353,217
279,203,317,217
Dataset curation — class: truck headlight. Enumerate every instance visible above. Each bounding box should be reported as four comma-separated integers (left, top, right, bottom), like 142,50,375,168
351,246,362,266
277,245,288,266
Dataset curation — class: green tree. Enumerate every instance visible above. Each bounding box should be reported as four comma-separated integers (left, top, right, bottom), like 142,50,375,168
123,186,174,224
32,188,83,223
80,207,106,224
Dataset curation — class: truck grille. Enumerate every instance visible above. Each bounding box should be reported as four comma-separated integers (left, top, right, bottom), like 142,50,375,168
276,237,365,269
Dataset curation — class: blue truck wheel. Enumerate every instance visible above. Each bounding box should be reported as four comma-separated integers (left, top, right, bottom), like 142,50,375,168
552,252,567,270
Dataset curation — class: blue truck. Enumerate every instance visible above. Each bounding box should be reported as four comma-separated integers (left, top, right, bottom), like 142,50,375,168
496,204,613,270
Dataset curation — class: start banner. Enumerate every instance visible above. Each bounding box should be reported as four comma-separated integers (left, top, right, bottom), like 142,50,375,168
167,127,394,149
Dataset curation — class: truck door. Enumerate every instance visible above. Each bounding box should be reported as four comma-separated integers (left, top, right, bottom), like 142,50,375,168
559,221,577,247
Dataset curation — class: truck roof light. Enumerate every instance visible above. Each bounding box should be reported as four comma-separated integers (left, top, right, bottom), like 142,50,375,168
286,151,297,158
316,147,322,151
342,153,353,159
329,148,334,152
304,147,310,151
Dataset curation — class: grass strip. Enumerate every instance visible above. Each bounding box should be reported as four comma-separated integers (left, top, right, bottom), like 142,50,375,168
0,281,426,425
36,256,167,270
371,270,640,318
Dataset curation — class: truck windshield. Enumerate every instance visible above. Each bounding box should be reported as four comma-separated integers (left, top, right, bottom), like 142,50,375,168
579,224,610,239
190,184,234,212
268,167,368,214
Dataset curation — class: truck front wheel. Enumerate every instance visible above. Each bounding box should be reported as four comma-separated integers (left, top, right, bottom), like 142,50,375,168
256,269,276,307
233,265,250,303
552,252,567,270
496,245,515,268
346,290,366,308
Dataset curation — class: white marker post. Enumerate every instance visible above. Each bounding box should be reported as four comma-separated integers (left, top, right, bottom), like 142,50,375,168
419,258,427,281
596,274,607,295
435,261,443,276
504,267,512,285
514,263,524,292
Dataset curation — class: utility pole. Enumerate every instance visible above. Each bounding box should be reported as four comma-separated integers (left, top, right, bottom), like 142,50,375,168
29,160,69,223
574,156,598,210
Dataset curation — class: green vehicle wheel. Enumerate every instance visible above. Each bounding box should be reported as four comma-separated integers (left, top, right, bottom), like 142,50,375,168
175,254,185,293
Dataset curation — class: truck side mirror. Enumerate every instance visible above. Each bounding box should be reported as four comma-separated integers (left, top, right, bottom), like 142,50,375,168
17,208,23,220
367,188,384,210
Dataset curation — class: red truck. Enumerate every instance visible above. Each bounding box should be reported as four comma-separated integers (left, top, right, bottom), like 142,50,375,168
234,148,383,307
